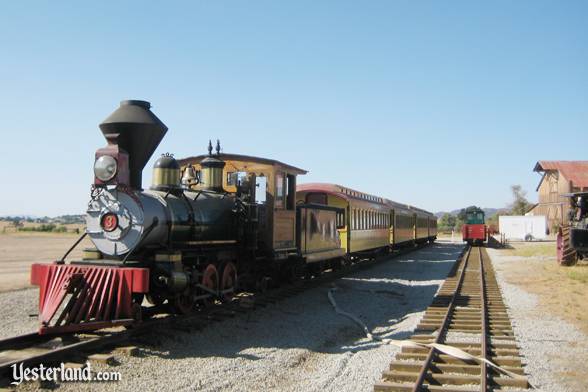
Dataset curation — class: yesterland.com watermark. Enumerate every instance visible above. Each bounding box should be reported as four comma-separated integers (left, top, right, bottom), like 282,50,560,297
11,362,121,385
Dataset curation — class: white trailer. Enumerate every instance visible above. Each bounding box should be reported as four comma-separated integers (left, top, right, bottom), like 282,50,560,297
498,215,547,241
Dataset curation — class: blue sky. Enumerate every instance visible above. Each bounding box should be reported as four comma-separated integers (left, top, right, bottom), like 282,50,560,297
0,1,586,216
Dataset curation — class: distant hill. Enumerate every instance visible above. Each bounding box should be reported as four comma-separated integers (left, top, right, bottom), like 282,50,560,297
0,214,85,224
435,208,501,219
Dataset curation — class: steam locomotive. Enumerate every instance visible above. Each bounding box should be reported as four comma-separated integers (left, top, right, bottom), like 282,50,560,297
30,100,436,335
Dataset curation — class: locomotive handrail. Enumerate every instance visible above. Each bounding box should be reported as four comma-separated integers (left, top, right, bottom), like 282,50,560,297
59,232,88,264
122,217,159,265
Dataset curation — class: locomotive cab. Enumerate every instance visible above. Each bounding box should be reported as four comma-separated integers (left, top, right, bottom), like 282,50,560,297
178,153,307,260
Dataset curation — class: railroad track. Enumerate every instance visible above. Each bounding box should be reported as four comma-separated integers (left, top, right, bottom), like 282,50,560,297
0,243,433,386
374,246,530,392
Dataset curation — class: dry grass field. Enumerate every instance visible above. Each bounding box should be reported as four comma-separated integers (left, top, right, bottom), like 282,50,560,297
497,240,588,335
0,223,91,292
0,220,84,234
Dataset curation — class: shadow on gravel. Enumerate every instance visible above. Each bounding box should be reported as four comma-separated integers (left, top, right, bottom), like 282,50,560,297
138,242,464,361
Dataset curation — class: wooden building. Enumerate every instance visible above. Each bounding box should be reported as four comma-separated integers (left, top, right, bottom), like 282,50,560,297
530,161,588,231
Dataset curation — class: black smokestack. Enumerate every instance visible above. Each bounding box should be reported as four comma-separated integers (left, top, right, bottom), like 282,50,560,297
99,100,168,189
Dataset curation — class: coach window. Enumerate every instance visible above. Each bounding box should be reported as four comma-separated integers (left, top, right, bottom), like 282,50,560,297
275,172,285,209
286,174,296,210
307,193,327,205
336,210,345,229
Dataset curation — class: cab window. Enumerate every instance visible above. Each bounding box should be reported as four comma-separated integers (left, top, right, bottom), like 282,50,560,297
255,176,267,204
286,174,296,210
275,172,285,208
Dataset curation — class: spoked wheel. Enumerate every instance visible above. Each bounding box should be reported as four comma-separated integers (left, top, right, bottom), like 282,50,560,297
200,264,219,306
281,260,303,284
331,258,343,271
146,293,165,307
172,294,195,314
256,276,271,293
557,226,578,266
342,255,353,267
125,294,145,329
306,262,323,279
220,262,238,301
131,303,143,321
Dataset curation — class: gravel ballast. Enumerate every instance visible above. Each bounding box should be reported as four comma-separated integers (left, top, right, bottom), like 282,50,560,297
0,288,38,339
5,241,464,391
487,247,588,392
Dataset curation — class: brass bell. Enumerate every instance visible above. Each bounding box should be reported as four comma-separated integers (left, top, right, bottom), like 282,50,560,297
181,165,197,187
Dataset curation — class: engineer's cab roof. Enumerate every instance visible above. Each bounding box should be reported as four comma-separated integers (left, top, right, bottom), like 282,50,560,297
177,153,307,175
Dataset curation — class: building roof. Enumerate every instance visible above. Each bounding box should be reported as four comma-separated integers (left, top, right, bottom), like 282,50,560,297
533,161,588,188
177,153,307,175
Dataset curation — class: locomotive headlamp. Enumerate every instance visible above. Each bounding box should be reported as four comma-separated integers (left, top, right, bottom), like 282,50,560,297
94,155,118,182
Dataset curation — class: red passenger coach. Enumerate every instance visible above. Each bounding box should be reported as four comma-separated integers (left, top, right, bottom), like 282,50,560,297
461,209,487,245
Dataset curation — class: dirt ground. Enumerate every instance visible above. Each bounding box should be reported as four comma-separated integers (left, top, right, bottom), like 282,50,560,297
0,233,92,292
492,240,588,336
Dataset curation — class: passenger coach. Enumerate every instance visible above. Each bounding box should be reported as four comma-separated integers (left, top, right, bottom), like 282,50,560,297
296,183,437,257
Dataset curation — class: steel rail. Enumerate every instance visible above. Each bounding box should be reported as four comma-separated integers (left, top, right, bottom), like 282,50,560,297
0,332,53,352
411,245,472,392
479,246,489,392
